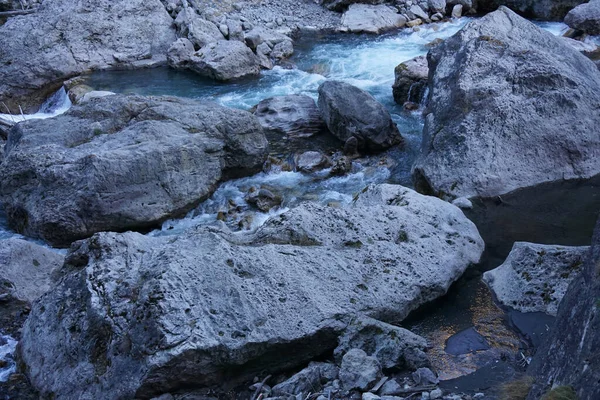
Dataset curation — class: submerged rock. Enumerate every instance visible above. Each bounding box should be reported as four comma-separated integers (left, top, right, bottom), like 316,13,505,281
392,55,429,105
565,0,600,35
412,7,600,199
318,81,403,152
340,4,407,34
19,184,483,399
253,95,326,138
0,0,176,113
483,242,588,316
0,95,267,246
296,151,331,172
189,40,261,81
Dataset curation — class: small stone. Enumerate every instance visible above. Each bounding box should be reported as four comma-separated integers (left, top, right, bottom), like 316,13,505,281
430,388,443,399
363,393,381,400
473,394,485,399
379,379,402,396
339,349,382,391
412,368,438,386
421,392,430,400
451,197,472,209
451,4,462,18
407,19,423,27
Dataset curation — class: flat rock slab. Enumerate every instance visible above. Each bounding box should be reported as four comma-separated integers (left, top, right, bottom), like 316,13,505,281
445,327,490,355
20,184,483,399
412,7,600,199
0,95,268,247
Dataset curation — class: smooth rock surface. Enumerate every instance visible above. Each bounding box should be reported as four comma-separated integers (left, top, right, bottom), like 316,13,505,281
484,242,588,316
0,95,268,246
565,0,600,35
392,55,429,105
318,81,403,152
0,0,176,113
253,95,326,138
189,40,261,81
19,184,483,399
340,4,407,34
412,7,600,199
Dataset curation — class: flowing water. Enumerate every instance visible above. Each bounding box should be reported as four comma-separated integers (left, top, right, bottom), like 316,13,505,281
0,18,595,388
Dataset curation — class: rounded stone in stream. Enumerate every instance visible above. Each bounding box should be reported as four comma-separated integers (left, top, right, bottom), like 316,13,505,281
445,327,490,355
19,184,483,399
565,0,600,35
253,95,327,138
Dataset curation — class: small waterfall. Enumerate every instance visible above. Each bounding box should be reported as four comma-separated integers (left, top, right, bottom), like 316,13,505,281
0,335,17,382
0,86,72,124
420,86,430,108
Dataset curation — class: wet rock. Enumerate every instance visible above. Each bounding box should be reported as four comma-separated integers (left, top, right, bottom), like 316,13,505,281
296,151,331,173
19,184,483,398
167,38,195,69
330,155,353,176
0,95,267,246
445,327,490,355
483,242,588,316
334,316,429,370
0,0,176,113
527,218,600,399
253,95,326,138
343,136,359,156
189,40,261,81
451,4,463,17
272,362,339,396
245,187,283,212
392,55,429,105
318,81,403,152
340,349,382,391
477,0,587,20
412,367,439,385
565,0,600,35
340,4,407,34
412,7,600,200
271,40,294,59
174,9,224,49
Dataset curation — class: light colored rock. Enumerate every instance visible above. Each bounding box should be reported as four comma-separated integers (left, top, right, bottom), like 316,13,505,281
429,388,443,399
363,393,382,400
253,95,326,138
297,151,331,173
412,7,600,199
409,5,430,20
318,80,403,152
189,40,261,81
244,27,289,50
20,183,483,398
565,0,600,35
175,9,224,49
271,40,294,59
451,197,473,209
379,379,402,396
412,367,438,385
483,242,588,316
428,0,446,13
477,0,584,20
80,91,115,104
451,4,463,17
406,18,423,27
167,38,195,69
392,55,429,105
0,95,267,246
272,362,339,396
340,349,382,391
0,239,63,303
340,4,407,34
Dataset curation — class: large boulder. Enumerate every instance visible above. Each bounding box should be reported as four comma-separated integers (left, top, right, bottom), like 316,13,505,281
527,220,600,400
392,55,429,105
320,0,387,12
174,8,224,49
318,81,403,152
477,0,587,20
253,95,327,138
483,242,589,316
412,7,600,200
189,40,261,81
0,0,176,113
565,0,600,35
0,95,268,247
19,184,483,399
340,4,407,34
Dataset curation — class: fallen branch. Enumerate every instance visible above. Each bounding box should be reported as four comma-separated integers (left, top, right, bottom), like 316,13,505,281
0,9,36,17
250,375,272,400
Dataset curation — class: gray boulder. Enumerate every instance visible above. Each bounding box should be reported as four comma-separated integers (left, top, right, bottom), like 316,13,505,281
0,0,176,113
244,27,290,51
428,0,447,13
321,0,387,12
167,38,195,69
296,151,331,173
340,4,407,34
334,316,429,370
189,40,261,81
339,349,382,391
483,242,588,316
412,7,600,200
174,8,224,49
253,95,327,138
0,95,268,247
565,0,600,35
476,0,586,20
392,55,429,105
0,239,64,303
527,220,600,400
272,362,339,397
318,81,403,152
19,184,483,399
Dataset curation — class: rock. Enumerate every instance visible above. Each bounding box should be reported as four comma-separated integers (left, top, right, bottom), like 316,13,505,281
167,38,195,69
428,0,447,13
344,136,359,156
272,362,339,396
406,18,423,27
19,184,483,398
429,389,443,400
79,91,115,104
0,239,63,303
0,0,176,113
296,151,331,173
409,5,430,20
483,242,588,316
339,349,382,391
565,0,600,35
226,18,245,41
561,36,599,56
334,316,429,370
0,95,268,246
412,7,600,200
477,0,587,20
175,9,223,49
392,55,429,105
189,40,261,81
451,4,463,17
271,40,294,59
451,197,472,209
318,81,403,152
363,393,382,400
444,327,490,355
527,219,600,399
412,367,439,386
340,4,407,34
253,95,326,138
379,379,402,396
321,0,387,12
244,27,289,50
245,187,283,212
330,155,353,176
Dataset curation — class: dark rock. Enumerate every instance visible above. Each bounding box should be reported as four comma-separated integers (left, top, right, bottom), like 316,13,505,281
412,367,439,386
565,0,600,35
253,95,326,138
476,0,585,20
527,218,600,400
330,155,353,176
508,310,555,348
339,349,382,391
189,40,261,81
245,187,283,212
445,327,490,355
0,95,268,246
320,0,387,12
318,81,403,152
392,55,428,105
343,136,359,156
412,7,600,199
296,151,331,173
